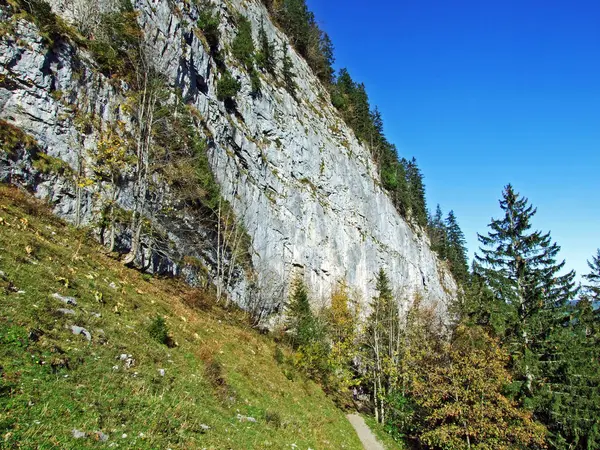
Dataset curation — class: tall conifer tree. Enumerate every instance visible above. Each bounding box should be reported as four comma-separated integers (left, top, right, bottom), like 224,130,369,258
538,297,600,448
445,210,469,284
475,185,577,387
475,184,580,446
286,277,316,349
583,249,600,302
429,204,447,259
392,154,410,217
406,158,427,227
475,184,577,324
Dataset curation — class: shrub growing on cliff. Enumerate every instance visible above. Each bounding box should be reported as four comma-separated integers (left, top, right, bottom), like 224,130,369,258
0,120,38,155
198,5,220,53
231,15,255,69
216,70,241,101
231,15,262,96
10,0,76,46
281,45,296,96
256,19,275,74
151,95,221,208
250,69,261,96
86,5,142,78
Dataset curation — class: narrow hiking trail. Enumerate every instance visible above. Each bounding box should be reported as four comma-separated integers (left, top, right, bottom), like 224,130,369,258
347,414,385,450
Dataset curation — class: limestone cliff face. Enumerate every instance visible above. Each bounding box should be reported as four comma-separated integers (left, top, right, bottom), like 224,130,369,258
0,0,456,313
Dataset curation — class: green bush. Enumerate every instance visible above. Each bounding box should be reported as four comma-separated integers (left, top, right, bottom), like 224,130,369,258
256,19,275,74
216,70,241,101
12,0,76,46
265,410,282,428
250,69,261,95
295,341,331,384
0,120,38,155
32,153,73,176
0,324,29,349
197,6,220,52
87,9,142,78
282,45,296,97
274,346,284,364
148,316,169,345
384,392,419,441
231,15,255,69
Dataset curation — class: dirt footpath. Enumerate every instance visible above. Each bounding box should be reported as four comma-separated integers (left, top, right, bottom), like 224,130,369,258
346,414,385,450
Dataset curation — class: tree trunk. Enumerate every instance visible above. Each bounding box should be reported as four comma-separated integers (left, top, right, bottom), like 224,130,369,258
124,73,157,266
109,173,117,252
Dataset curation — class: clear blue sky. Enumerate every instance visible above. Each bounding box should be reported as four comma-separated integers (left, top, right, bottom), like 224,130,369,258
306,0,600,280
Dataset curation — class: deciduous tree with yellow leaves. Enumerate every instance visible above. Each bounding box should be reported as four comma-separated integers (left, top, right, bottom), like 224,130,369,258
414,325,547,450
325,280,359,395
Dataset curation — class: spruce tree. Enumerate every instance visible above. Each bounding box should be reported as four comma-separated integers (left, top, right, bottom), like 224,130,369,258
583,249,600,302
464,263,516,335
392,156,410,218
405,158,427,227
277,0,311,55
349,83,371,140
429,205,447,259
316,31,334,83
281,44,296,96
475,184,577,326
538,298,600,448
334,68,354,98
544,251,600,447
475,184,579,446
285,277,316,349
266,0,334,84
370,268,399,357
369,108,385,162
256,19,275,74
445,210,469,284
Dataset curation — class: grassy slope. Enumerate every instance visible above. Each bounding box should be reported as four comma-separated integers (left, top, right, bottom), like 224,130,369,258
0,185,362,449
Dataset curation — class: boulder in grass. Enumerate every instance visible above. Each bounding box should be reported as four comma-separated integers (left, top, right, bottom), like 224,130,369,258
237,414,257,423
95,431,109,442
52,293,77,306
70,325,91,341
72,429,86,439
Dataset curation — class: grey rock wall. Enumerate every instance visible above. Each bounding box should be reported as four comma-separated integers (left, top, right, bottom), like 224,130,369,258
0,0,456,315
0,11,247,299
